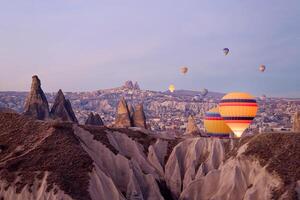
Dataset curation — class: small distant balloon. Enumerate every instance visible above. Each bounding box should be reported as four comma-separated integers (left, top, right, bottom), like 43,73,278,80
180,67,188,75
260,94,266,101
259,65,266,72
169,84,175,93
223,48,229,56
200,88,208,97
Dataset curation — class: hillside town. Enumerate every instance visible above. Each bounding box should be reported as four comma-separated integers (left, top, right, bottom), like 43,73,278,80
1,79,299,134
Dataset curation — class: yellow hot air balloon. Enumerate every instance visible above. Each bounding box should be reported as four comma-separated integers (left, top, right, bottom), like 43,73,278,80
180,66,188,74
204,106,233,138
219,92,258,138
169,84,175,93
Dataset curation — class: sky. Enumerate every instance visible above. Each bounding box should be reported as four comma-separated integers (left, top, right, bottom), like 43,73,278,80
0,0,300,97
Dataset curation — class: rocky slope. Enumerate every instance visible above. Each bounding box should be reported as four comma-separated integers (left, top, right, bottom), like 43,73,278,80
0,112,299,200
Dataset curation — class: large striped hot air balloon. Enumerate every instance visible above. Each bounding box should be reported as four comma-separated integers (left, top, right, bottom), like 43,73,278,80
219,92,258,138
204,106,233,138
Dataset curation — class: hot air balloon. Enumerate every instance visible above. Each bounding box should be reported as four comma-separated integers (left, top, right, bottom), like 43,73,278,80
204,106,233,138
200,88,208,97
260,94,266,101
219,92,258,138
180,67,188,74
259,65,266,72
169,84,175,93
223,48,229,56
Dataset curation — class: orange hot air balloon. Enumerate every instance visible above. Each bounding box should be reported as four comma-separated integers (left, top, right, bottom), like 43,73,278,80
204,106,233,138
169,84,175,93
219,92,258,138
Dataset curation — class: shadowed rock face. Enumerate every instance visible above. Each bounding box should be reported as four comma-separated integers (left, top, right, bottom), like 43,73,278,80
23,75,50,120
293,111,300,132
50,89,78,123
114,97,132,128
85,112,104,126
132,104,147,129
185,115,199,135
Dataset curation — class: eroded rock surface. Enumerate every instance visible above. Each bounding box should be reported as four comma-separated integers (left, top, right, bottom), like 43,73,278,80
23,75,49,120
50,89,78,123
114,97,132,128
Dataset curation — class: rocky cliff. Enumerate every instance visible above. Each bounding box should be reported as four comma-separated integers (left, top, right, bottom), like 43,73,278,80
50,89,78,123
23,75,50,120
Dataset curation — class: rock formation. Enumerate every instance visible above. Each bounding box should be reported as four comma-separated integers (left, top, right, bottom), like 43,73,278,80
0,112,299,200
123,80,140,90
114,97,132,128
85,112,104,126
133,81,140,90
185,115,200,135
292,111,300,132
50,89,78,123
132,104,147,129
23,75,50,120
124,80,134,89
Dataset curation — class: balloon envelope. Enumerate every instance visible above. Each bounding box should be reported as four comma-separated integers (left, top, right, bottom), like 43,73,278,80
169,84,175,93
219,92,258,138
259,65,266,72
223,48,229,55
204,106,232,138
180,67,188,74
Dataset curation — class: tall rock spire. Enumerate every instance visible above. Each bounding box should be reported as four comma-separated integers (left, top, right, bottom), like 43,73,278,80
114,97,132,128
85,112,104,126
50,89,78,123
132,104,147,129
185,115,200,135
24,75,50,120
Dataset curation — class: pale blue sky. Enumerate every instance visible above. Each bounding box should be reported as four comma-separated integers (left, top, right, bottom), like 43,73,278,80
0,0,300,97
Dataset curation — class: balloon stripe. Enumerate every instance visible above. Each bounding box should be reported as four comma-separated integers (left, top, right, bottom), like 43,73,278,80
219,103,257,107
205,117,223,120
220,99,257,103
225,120,253,123
222,117,254,120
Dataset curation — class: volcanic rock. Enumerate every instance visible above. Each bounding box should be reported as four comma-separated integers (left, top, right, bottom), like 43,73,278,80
23,75,50,120
114,97,132,128
50,89,78,123
132,104,147,129
85,112,104,126
133,81,140,90
185,115,200,135
124,80,134,89
292,111,300,132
